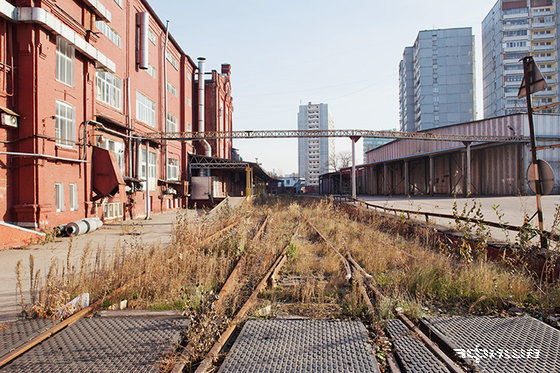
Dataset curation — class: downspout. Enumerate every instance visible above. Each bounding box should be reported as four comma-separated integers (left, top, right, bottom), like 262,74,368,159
127,78,132,177
145,141,151,219
33,25,40,227
197,57,211,157
163,20,169,180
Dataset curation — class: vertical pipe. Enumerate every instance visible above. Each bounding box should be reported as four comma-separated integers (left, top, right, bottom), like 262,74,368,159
145,142,151,219
404,160,409,196
197,57,211,157
136,138,141,179
127,78,132,177
163,21,169,180
522,56,547,248
466,143,472,196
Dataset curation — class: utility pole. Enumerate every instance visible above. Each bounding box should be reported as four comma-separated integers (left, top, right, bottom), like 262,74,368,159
520,56,547,248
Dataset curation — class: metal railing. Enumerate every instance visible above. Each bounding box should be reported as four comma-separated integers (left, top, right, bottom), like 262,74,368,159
331,195,560,242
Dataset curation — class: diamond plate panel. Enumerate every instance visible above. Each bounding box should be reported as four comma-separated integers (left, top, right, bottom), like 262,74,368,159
1,317,188,373
0,319,56,358
219,319,380,373
386,319,450,373
424,315,560,373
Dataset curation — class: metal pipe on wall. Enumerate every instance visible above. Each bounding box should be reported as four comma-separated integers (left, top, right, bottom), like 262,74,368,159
163,20,169,180
197,57,211,158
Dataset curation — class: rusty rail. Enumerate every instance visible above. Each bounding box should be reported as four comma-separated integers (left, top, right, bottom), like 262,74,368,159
306,214,465,373
337,196,560,243
193,219,300,373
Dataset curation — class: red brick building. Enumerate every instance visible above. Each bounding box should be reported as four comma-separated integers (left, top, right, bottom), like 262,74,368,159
0,0,229,229
198,64,234,160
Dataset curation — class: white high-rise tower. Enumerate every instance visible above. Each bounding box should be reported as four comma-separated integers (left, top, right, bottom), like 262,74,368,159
297,103,334,187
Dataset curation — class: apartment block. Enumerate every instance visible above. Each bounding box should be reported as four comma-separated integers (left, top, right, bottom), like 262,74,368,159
483,0,558,117
399,28,476,132
297,103,334,188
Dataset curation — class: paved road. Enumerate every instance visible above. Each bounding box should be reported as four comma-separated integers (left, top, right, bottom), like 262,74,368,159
359,195,560,244
0,210,188,322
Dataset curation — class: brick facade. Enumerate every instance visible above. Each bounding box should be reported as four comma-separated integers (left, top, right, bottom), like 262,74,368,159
0,0,229,229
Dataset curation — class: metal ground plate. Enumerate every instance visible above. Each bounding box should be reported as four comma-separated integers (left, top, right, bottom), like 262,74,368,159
424,315,560,373
386,319,450,373
218,319,380,373
1,317,188,372
0,319,57,358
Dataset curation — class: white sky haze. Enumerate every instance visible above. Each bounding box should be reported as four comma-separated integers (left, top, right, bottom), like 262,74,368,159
151,0,497,175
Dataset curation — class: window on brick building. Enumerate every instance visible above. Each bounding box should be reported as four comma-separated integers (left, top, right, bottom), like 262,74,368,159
69,183,78,211
167,158,179,181
166,112,178,133
166,81,178,96
96,71,122,110
56,38,74,87
95,20,122,48
136,91,156,127
55,183,65,212
55,101,75,146
166,50,179,70
140,149,157,191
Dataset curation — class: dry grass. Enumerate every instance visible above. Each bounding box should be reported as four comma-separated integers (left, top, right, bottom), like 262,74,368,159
303,198,559,317
23,196,556,318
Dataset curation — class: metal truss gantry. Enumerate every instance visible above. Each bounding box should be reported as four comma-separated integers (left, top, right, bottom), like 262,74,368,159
145,130,528,143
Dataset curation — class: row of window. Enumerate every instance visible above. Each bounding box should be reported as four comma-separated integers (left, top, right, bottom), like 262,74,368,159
95,20,122,48
504,30,527,37
505,41,526,48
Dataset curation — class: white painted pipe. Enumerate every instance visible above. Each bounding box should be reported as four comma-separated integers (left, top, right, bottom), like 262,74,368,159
65,217,103,236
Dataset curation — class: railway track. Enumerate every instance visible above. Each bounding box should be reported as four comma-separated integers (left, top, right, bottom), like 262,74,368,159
184,212,470,373
1,198,558,372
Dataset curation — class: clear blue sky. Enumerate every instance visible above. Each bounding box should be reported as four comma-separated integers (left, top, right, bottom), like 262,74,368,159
150,0,496,175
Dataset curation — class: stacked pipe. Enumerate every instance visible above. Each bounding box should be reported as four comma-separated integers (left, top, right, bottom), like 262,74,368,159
65,217,103,236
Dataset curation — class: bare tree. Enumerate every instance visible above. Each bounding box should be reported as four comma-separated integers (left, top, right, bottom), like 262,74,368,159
329,151,352,171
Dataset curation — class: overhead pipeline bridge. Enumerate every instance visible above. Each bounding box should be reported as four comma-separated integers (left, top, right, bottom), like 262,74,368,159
144,129,529,143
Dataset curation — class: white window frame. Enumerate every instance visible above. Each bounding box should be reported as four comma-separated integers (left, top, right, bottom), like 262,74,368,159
55,101,75,147
56,37,74,87
99,138,125,174
55,183,65,212
166,81,178,97
95,20,122,48
148,151,157,191
141,149,157,191
69,183,78,211
113,0,123,8
146,64,156,78
166,112,178,133
167,158,179,181
136,91,156,127
148,28,156,45
166,50,179,70
96,71,122,110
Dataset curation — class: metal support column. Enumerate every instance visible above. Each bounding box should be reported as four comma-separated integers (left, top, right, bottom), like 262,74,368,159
383,163,389,196
245,167,253,198
466,143,472,196
404,160,409,197
350,136,360,200
429,156,435,196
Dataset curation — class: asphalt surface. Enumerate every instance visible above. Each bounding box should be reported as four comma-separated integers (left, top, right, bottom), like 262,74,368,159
358,195,560,244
